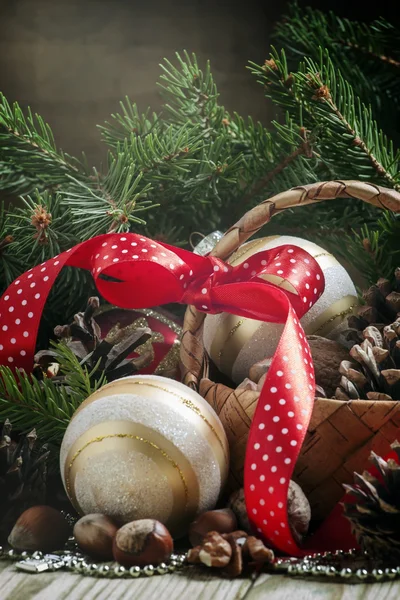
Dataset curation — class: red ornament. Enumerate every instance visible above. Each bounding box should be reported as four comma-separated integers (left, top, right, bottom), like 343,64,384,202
94,306,182,378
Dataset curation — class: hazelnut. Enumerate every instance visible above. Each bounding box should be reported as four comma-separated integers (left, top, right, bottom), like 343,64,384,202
8,506,70,552
227,488,251,533
236,378,258,391
189,509,237,546
288,480,311,544
198,531,232,567
308,336,350,397
73,514,118,560
228,483,310,544
113,519,173,567
249,357,272,383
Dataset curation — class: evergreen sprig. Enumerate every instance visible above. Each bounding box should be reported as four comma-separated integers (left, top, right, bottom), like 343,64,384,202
273,4,400,138
0,342,106,444
0,93,84,194
250,48,400,190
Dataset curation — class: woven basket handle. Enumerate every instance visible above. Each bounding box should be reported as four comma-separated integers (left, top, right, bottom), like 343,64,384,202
180,180,400,388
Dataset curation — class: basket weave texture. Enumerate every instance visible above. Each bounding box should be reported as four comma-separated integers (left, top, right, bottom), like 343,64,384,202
180,181,400,521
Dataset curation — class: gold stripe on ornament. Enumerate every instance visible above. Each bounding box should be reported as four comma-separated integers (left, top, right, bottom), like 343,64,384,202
307,295,358,336
228,236,279,265
313,252,334,260
67,434,188,500
125,380,228,467
210,315,261,379
76,379,229,479
218,319,245,358
65,420,199,537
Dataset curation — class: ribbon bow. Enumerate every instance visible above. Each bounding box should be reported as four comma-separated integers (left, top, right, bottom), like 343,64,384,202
0,233,325,555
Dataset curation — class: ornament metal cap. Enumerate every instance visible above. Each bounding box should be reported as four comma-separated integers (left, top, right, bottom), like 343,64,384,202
191,231,224,256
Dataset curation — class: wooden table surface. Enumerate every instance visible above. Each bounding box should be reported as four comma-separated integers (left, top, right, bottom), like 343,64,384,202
1,560,399,600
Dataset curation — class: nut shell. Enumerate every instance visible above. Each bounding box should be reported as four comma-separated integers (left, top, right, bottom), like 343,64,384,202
227,488,251,533
220,533,242,577
308,336,349,397
113,519,173,567
242,536,274,563
8,506,70,552
198,531,232,567
288,480,311,543
73,514,118,560
189,509,237,546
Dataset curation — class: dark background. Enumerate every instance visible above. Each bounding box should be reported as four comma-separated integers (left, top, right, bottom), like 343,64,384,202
0,0,398,166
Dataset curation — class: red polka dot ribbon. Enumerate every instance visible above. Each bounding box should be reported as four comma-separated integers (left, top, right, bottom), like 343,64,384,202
0,233,324,555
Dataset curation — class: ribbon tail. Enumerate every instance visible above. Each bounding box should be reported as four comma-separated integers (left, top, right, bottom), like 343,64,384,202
244,303,315,556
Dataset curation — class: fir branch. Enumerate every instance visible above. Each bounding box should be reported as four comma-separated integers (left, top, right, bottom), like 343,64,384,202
62,154,155,238
99,101,161,148
0,93,83,193
344,42,400,69
243,126,313,204
5,191,78,263
307,73,399,190
0,366,77,444
250,48,400,191
0,343,105,444
273,5,400,144
158,51,225,129
0,203,23,294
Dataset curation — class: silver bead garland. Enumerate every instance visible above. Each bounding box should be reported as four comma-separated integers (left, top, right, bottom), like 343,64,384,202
0,543,187,578
271,549,400,582
4,544,400,581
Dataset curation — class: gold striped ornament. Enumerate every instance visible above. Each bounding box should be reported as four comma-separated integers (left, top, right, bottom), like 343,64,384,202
60,375,229,538
203,235,358,384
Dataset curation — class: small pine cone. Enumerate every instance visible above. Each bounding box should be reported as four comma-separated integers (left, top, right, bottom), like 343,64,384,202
0,421,50,543
343,443,400,562
348,268,400,332
335,321,400,400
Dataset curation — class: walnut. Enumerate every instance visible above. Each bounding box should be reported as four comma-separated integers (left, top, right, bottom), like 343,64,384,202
187,530,273,577
197,531,232,567
227,488,251,533
243,536,274,563
288,480,311,544
308,335,350,397
187,546,201,564
220,533,243,577
228,483,310,545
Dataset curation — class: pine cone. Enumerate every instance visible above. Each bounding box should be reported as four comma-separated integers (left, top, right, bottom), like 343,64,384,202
343,443,400,562
34,297,154,383
348,268,400,332
0,420,49,543
335,320,400,400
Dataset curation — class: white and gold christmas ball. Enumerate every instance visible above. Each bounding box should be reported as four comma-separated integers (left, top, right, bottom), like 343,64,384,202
203,235,358,384
60,375,229,538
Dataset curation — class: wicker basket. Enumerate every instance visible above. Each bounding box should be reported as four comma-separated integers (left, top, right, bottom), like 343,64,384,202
180,180,400,521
